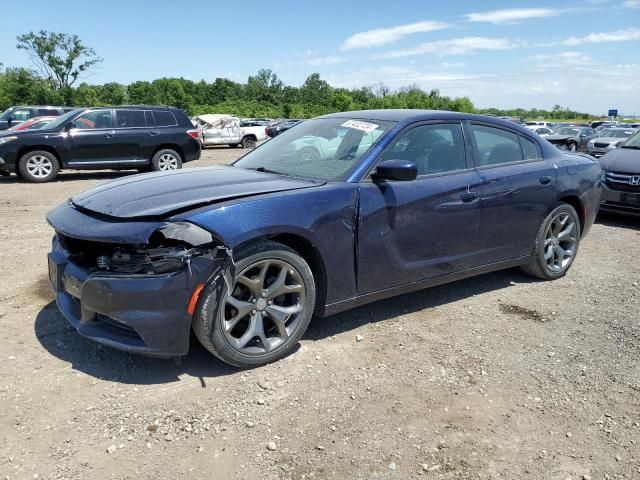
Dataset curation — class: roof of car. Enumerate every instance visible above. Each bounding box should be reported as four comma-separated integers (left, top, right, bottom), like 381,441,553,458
317,109,532,132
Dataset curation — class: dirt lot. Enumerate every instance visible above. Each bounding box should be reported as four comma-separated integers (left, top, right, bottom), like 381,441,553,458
0,147,639,480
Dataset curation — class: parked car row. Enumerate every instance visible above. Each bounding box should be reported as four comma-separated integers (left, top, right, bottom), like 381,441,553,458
0,105,201,182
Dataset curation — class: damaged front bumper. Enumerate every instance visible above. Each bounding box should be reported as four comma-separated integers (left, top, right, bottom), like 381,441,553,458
47,225,232,357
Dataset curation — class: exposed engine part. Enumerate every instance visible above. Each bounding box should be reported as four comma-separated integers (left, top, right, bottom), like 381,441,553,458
96,245,202,274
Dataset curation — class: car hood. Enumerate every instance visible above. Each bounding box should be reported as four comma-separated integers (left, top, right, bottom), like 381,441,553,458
592,136,625,144
546,135,576,142
599,147,640,173
71,166,325,219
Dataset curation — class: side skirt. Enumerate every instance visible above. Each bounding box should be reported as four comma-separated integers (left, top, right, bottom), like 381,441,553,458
317,256,531,317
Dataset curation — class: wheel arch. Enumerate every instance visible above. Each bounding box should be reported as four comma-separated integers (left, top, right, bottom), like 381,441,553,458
16,145,62,170
242,134,257,141
151,144,184,161
556,194,585,236
235,232,328,315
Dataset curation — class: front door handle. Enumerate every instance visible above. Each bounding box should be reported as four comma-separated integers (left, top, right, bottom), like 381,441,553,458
539,175,552,185
104,133,114,139
461,191,478,203
148,130,160,136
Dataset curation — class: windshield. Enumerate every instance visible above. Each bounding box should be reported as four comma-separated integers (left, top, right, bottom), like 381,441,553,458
599,129,633,138
0,108,14,120
44,110,81,130
234,117,395,181
556,127,579,135
623,130,640,148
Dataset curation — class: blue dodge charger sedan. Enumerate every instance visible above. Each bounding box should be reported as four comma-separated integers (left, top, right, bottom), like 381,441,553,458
47,110,602,367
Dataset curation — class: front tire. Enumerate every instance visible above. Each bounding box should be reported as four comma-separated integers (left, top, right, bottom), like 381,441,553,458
521,203,581,280
151,149,182,171
18,151,60,183
193,240,316,367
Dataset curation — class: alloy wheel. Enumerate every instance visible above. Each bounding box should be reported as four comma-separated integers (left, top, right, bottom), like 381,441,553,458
543,212,578,272
222,259,306,355
158,153,178,170
26,155,53,179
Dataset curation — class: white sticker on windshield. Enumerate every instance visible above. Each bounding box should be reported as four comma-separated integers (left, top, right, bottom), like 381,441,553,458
341,120,379,133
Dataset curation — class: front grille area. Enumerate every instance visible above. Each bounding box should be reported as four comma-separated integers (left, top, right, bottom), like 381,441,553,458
604,171,640,192
594,142,610,148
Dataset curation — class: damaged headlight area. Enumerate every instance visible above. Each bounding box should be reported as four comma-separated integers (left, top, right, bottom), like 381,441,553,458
57,222,227,275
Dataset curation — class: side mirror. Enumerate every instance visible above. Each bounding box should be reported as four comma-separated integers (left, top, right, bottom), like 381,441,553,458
374,159,418,181
64,122,74,132
6,116,13,125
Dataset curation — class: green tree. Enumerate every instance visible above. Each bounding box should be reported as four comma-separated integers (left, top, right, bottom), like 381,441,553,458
16,30,102,94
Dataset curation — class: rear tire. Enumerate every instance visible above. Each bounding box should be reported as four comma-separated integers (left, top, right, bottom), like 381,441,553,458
151,149,182,171
521,203,581,280
241,137,257,149
18,151,60,183
193,240,316,368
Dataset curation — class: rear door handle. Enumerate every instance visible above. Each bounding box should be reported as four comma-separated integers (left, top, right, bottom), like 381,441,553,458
104,132,114,139
461,191,478,203
539,175,552,185
148,130,160,136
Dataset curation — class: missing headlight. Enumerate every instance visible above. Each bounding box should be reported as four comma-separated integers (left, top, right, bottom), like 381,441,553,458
95,222,219,275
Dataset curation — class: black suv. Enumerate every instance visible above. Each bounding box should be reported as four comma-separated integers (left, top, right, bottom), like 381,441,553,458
0,106,201,182
0,105,75,131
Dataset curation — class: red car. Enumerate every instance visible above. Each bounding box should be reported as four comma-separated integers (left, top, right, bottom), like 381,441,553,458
7,116,57,131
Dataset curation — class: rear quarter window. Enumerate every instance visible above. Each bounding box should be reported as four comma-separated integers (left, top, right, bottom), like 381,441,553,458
152,111,178,127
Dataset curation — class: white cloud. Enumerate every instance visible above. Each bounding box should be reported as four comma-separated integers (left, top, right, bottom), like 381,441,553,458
340,21,449,50
527,51,594,67
376,37,519,58
623,0,640,8
441,62,467,68
563,27,640,45
305,55,349,66
465,8,562,24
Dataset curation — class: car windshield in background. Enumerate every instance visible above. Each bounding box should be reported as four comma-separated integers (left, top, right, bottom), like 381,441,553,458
556,127,580,135
622,130,640,148
600,129,634,138
234,117,395,181
44,110,80,130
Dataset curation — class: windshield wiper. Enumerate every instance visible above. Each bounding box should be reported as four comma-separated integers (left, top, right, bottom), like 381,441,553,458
247,166,285,175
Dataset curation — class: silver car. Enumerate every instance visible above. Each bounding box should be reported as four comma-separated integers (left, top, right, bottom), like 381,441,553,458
587,128,635,158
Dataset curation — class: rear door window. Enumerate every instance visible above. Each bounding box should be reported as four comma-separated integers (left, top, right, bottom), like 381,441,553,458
520,135,541,160
471,124,524,167
37,108,60,116
152,111,178,127
115,109,146,128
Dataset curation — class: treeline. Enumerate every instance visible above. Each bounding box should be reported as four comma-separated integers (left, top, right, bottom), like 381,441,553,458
0,67,474,118
477,105,593,121
0,65,592,120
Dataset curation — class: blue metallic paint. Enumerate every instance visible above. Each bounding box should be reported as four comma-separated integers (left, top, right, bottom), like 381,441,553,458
46,110,602,355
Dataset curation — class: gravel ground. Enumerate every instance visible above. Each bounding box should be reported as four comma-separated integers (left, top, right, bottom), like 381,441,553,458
0,146,639,480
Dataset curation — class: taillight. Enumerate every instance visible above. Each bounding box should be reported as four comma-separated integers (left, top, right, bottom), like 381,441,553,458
187,129,200,140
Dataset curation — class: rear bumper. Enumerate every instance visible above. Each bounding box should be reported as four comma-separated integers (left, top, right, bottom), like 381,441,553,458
184,139,201,162
599,183,640,216
48,237,229,357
